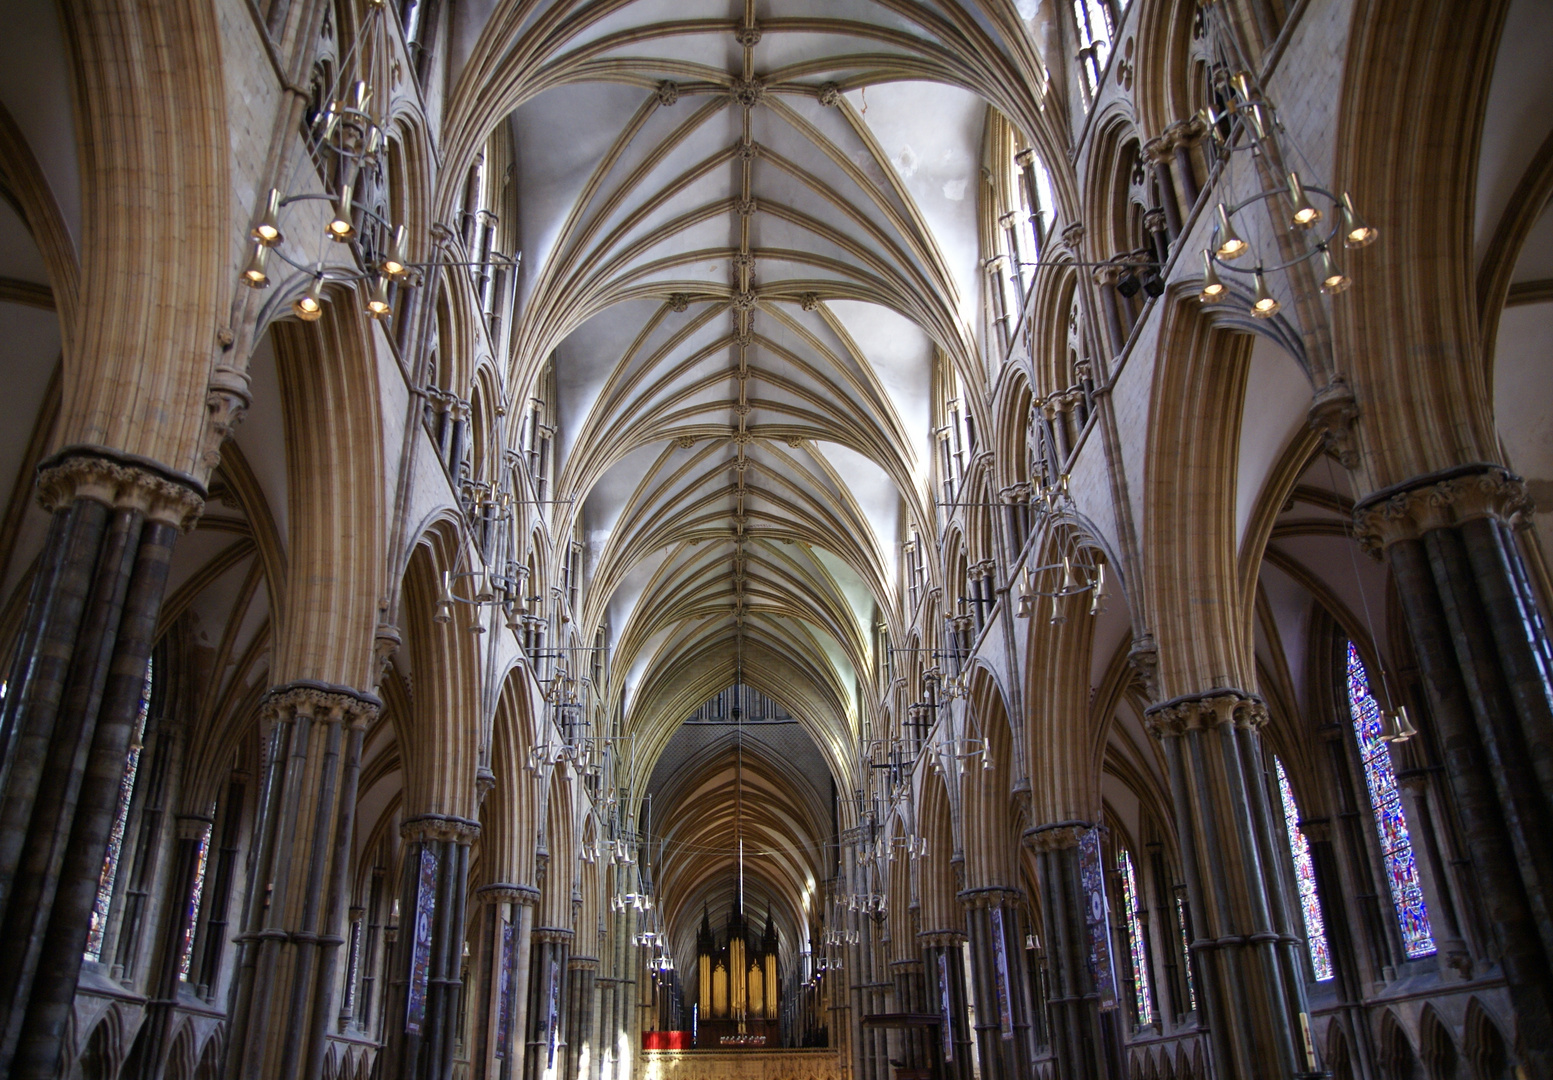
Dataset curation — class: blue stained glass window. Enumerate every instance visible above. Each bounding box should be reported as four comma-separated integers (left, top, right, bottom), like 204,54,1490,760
1117,848,1154,1025
1274,757,1333,980
1346,642,1435,958
85,658,153,961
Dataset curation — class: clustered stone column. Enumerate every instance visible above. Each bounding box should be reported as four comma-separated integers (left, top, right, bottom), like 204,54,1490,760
0,449,202,1080
471,884,540,1080
958,887,1036,1080
918,930,972,1080
1024,823,1109,1080
563,954,597,1080
1354,464,1553,1074
525,927,573,1080
379,814,479,1080
1143,692,1312,1080
225,682,378,1080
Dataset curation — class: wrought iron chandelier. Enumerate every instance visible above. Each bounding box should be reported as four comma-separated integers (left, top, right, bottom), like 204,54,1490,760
1195,1,1377,316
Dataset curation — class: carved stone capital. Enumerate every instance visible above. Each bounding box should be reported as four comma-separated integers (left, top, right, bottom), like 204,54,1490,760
917,929,967,947
1021,821,1089,853
1308,375,1361,470
533,926,575,944
202,364,252,471
262,680,382,728
476,882,542,906
570,956,601,971
1126,633,1160,701
37,446,206,531
1143,689,1267,738
401,812,482,843
1353,463,1532,556
1014,148,1037,169
1061,222,1086,250
1141,135,1174,165
955,885,1022,911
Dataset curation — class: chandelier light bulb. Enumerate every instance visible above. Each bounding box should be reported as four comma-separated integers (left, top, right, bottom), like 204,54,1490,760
1287,172,1322,228
252,188,283,246
1215,204,1248,259
328,183,357,241
383,224,411,277
1250,269,1280,318
1340,193,1378,247
367,274,393,318
240,240,271,288
1317,246,1351,294
294,275,326,321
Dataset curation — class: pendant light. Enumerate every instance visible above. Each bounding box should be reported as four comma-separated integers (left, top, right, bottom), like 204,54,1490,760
1200,249,1227,303
1340,193,1378,248
294,275,325,321
382,224,411,277
366,274,392,318
1215,204,1248,259
1250,269,1280,318
327,183,357,241
251,188,284,246
240,241,270,288
1317,246,1351,295
1286,172,1322,228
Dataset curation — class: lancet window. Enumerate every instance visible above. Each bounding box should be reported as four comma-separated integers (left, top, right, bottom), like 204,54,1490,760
1274,757,1332,980
1346,642,1434,958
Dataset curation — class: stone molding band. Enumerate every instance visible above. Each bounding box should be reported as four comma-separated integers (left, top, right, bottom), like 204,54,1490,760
37,443,207,530
476,882,541,906
1143,689,1267,737
262,681,382,727
1353,462,1532,555
402,812,482,842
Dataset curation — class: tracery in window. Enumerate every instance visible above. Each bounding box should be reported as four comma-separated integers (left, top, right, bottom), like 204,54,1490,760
1274,757,1332,980
1117,848,1153,1026
85,658,154,961
1346,641,1435,958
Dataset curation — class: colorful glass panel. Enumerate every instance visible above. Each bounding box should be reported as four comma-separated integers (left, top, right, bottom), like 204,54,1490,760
1175,894,1195,1011
178,822,213,980
1275,757,1333,980
85,659,153,961
1347,642,1435,958
1117,848,1154,1025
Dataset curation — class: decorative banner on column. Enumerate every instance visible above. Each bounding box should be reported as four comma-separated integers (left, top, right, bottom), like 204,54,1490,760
406,846,439,1033
937,952,953,1063
990,907,1015,1041
496,918,515,1059
1078,827,1118,1011
545,957,561,1068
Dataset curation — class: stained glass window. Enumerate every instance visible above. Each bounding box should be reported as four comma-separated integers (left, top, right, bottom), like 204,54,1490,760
178,822,213,981
1174,894,1195,1010
85,658,153,961
1346,642,1435,958
1116,848,1153,1025
1274,757,1332,980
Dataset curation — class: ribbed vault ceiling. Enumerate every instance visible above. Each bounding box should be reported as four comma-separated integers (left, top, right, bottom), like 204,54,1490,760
494,0,1046,885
